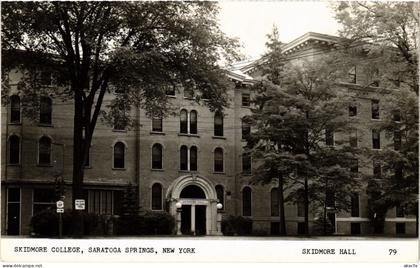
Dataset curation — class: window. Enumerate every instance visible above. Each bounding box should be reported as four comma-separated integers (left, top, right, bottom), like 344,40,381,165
190,110,197,134
87,190,115,215
214,147,224,172
242,93,250,107
10,95,20,123
394,130,401,151
242,187,252,216
297,201,305,217
396,204,405,218
215,185,224,209
33,189,55,215
113,116,127,131
9,135,20,165
350,158,358,173
349,129,358,148
180,109,188,134
371,99,380,119
349,102,357,117
152,117,163,132
373,160,381,177
113,142,125,169
184,87,194,99
371,68,380,87
38,136,51,165
393,110,401,122
242,153,251,174
271,188,279,216
190,146,197,171
351,193,359,217
214,111,224,137
165,85,175,96
326,190,335,208
372,129,381,149
241,119,250,140
39,96,52,125
180,145,188,171
351,223,361,235
348,66,356,84
325,128,334,146
152,144,163,169
7,188,20,235
396,223,405,234
151,183,162,210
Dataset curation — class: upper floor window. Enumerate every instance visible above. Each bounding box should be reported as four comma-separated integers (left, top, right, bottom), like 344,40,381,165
396,204,405,218
351,193,359,217
180,109,188,133
372,129,381,149
165,85,175,96
39,96,52,125
350,158,359,174
190,110,197,134
214,147,224,172
113,142,125,169
151,183,163,210
242,93,250,107
241,119,250,140
348,66,356,84
371,99,380,119
38,136,52,165
271,188,279,216
180,145,188,171
242,153,251,174
214,111,224,137
349,102,357,117
349,129,358,148
242,186,252,216
215,185,224,209
9,135,20,165
190,146,197,171
373,160,382,177
152,117,163,132
325,128,334,146
10,95,21,123
152,143,163,169
184,87,194,99
393,110,401,122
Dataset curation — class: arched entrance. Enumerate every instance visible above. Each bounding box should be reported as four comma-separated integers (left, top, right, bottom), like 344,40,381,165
166,174,222,236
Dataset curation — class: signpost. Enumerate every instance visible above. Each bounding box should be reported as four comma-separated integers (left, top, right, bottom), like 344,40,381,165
56,200,64,238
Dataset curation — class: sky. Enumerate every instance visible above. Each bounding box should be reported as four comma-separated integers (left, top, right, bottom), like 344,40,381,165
218,1,341,59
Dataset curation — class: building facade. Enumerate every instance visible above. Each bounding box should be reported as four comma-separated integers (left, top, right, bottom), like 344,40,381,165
1,32,417,236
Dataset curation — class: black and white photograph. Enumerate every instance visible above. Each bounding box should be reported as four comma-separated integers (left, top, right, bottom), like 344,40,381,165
0,0,419,266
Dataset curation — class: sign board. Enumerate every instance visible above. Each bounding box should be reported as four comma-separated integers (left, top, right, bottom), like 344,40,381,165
75,199,85,210
56,208,64,213
56,200,64,209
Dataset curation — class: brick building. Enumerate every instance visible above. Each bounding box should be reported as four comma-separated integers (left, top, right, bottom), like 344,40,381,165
1,32,417,236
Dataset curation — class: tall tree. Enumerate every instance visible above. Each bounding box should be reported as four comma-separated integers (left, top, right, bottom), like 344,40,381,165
333,1,419,94
1,2,238,234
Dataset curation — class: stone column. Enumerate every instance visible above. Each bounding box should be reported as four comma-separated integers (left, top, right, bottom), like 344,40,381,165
191,204,196,235
176,208,182,235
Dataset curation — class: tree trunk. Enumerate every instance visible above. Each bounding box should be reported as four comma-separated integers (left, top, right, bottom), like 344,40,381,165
304,176,309,235
278,170,286,236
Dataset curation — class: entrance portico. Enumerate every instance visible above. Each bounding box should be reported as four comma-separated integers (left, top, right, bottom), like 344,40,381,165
166,174,222,235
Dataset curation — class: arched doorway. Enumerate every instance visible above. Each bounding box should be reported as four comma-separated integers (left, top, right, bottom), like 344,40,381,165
166,174,222,236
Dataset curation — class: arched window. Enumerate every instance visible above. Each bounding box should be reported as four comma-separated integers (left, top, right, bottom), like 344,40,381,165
10,95,20,123
215,185,224,209
39,136,51,165
241,118,250,139
113,142,125,168
9,135,20,164
151,183,162,210
40,96,52,124
214,147,224,172
190,110,197,134
180,145,188,171
190,146,197,171
242,187,252,216
152,144,163,169
214,111,223,137
271,188,279,216
180,109,188,134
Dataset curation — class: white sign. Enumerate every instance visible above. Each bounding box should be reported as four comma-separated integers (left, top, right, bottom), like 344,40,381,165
75,199,85,210
56,208,64,213
56,200,64,209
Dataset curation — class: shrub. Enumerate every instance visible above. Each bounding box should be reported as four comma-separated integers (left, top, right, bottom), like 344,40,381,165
222,215,252,236
30,209,58,237
116,210,175,236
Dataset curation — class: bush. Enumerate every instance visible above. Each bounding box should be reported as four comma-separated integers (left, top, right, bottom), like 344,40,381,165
116,210,175,236
222,215,252,236
30,209,109,237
